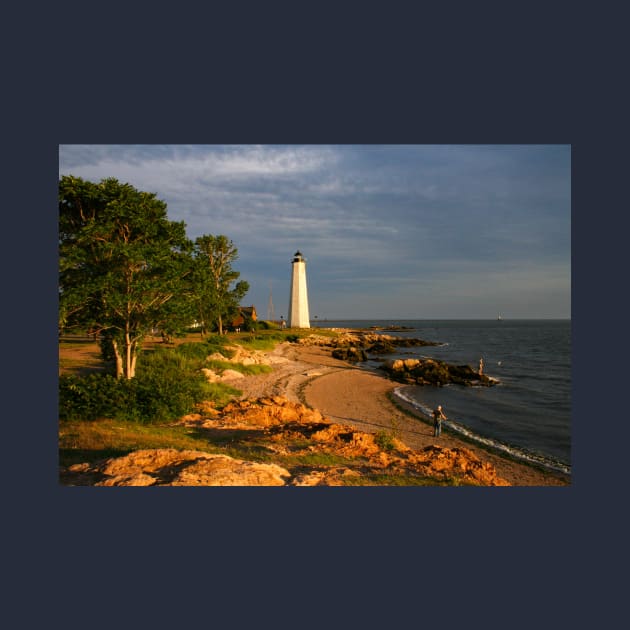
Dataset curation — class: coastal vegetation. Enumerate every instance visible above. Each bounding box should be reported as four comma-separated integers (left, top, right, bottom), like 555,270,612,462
60,339,237,423
60,328,512,486
60,385,508,486
58,166,317,435
59,329,567,486
190,235,249,336
59,176,251,380
59,329,311,423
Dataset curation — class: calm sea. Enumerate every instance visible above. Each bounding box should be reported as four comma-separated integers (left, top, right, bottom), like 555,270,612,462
311,319,571,475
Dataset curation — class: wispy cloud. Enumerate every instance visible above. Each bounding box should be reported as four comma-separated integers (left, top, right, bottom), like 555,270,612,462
59,144,571,319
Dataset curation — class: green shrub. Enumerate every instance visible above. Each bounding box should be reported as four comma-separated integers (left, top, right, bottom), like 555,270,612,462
374,430,396,451
130,370,211,423
204,359,272,376
98,333,116,362
59,342,238,423
238,334,283,351
59,374,133,421
202,382,242,407
243,319,258,332
203,335,234,358
175,342,214,360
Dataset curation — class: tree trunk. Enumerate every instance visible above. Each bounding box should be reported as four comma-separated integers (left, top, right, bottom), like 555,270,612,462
125,332,133,380
218,314,223,335
130,344,137,379
112,339,124,379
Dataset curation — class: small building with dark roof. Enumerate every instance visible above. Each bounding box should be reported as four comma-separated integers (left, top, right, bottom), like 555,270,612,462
230,305,257,330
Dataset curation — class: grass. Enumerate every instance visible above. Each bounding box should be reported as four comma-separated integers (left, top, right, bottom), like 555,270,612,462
235,331,298,351
59,417,364,476
59,328,341,376
200,382,243,407
59,413,476,486
59,418,225,467
232,327,339,351
204,359,273,376
374,430,396,451
284,451,367,468
340,473,475,486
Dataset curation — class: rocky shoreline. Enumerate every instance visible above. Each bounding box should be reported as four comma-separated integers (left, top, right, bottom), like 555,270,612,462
61,395,511,486
60,330,570,486
230,332,569,486
380,357,499,386
302,330,498,387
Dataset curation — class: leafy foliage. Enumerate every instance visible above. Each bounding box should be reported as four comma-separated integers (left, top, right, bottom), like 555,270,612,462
59,374,133,421
204,359,272,376
59,341,240,423
59,176,194,378
374,430,396,451
190,235,249,335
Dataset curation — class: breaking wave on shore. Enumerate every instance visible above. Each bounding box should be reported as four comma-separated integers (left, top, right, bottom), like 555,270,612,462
392,386,571,476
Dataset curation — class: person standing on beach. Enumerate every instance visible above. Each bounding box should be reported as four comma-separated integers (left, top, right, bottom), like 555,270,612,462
479,357,484,375
432,405,447,437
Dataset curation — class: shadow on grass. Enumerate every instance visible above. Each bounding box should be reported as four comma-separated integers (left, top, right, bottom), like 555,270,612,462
59,447,135,468
59,447,135,485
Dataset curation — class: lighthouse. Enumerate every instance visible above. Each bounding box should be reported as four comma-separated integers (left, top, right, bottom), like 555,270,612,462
288,250,310,328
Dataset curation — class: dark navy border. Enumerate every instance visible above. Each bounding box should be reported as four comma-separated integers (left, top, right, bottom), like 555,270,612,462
5,2,619,627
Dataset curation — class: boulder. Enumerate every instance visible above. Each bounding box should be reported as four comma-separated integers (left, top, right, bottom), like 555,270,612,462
367,341,397,354
220,369,245,380
84,449,291,486
332,347,367,362
380,357,498,387
383,359,405,371
201,368,220,382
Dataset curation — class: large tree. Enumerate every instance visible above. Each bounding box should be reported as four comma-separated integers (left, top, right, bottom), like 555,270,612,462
59,176,193,378
192,235,249,335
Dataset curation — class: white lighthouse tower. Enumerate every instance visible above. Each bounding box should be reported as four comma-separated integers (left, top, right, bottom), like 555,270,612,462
288,250,310,328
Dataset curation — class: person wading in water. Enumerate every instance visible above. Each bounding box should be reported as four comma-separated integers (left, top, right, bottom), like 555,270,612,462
432,405,447,437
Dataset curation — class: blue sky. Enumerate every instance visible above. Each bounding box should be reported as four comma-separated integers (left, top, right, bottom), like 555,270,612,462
58,144,571,320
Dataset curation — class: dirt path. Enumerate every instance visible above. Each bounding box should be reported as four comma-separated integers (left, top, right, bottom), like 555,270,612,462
225,343,353,403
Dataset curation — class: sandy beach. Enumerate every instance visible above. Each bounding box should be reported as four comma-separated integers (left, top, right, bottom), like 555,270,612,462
226,340,570,486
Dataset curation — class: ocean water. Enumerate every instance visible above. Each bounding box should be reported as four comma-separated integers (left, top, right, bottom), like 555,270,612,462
311,319,571,476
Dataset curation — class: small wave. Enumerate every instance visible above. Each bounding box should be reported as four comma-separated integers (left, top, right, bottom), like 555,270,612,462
392,387,571,476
